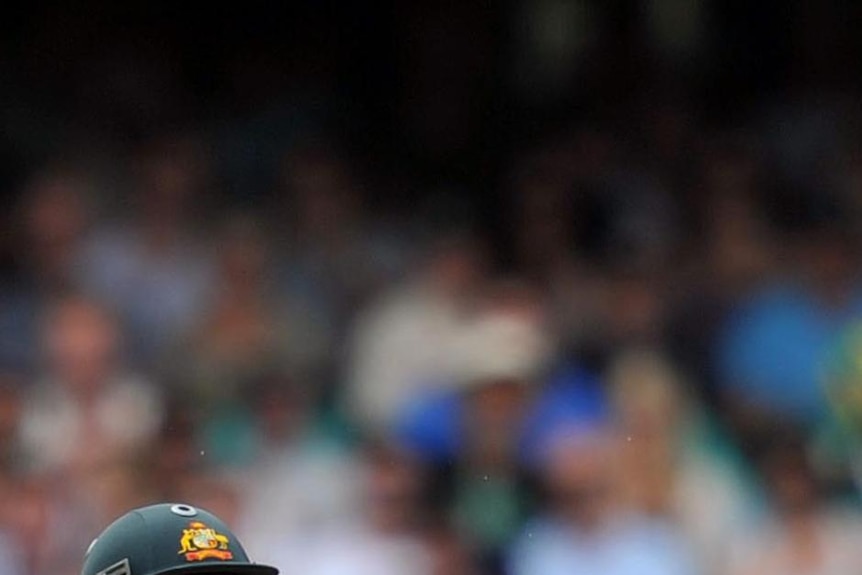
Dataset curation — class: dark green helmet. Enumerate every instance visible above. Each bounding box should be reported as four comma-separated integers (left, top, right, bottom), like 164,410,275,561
81,503,278,575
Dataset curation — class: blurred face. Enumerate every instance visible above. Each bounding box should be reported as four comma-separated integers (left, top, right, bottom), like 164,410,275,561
136,136,206,228
82,459,154,522
543,432,616,527
25,179,86,246
365,447,423,533
153,408,198,483
23,175,88,283
616,398,674,438
426,527,477,575
44,299,119,393
762,449,818,515
0,379,21,442
149,156,195,201
282,153,358,240
612,369,680,441
515,179,571,270
426,240,485,299
468,381,528,425
800,233,858,298
174,475,240,527
464,381,530,465
255,382,309,443
605,273,663,343
219,222,268,292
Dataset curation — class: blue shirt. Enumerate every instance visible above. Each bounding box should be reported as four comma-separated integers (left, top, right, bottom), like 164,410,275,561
393,364,609,466
716,281,862,422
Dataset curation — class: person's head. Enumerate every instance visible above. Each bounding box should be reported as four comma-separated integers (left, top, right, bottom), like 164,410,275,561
250,372,313,445
601,264,666,347
171,476,242,529
769,183,861,303
756,429,821,517
537,423,618,529
453,311,553,464
362,440,425,534
509,158,574,274
80,503,278,575
605,349,691,515
416,231,486,301
131,131,209,232
0,373,23,446
18,165,93,287
151,395,200,489
607,348,688,439
411,192,487,299
215,213,271,296
276,143,361,241
41,295,121,394
797,221,860,301
79,457,158,525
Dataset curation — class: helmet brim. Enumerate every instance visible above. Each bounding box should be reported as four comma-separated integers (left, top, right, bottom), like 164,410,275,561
156,562,279,575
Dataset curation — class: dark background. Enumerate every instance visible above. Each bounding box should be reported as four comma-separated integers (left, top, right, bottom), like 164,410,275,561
3,1,859,217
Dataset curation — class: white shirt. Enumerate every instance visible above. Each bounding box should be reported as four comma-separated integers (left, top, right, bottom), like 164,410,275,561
275,526,433,575
18,374,163,473
510,514,698,575
346,284,464,431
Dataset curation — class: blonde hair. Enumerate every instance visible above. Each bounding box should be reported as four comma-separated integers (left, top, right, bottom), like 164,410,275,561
606,347,691,426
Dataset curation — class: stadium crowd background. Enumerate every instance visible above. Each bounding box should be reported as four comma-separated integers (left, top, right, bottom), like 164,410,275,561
5,1,862,574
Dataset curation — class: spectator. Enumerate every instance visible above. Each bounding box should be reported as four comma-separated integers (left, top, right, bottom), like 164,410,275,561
13,295,163,575
509,422,698,575
0,472,28,575
0,373,24,472
231,372,362,568
715,189,862,436
278,441,436,575
79,132,215,366
16,165,95,294
345,229,485,433
273,144,408,360
725,432,862,575
608,348,759,575
0,375,25,575
170,212,329,408
395,285,608,572
423,521,480,575
17,294,163,477
665,142,778,410
0,165,95,372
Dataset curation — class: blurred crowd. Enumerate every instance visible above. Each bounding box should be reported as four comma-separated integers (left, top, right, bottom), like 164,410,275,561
6,3,862,575
4,102,862,575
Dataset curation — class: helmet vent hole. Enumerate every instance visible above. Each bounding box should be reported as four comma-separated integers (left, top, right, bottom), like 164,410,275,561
170,504,198,517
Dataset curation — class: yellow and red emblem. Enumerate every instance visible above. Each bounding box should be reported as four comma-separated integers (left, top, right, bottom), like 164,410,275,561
178,521,233,561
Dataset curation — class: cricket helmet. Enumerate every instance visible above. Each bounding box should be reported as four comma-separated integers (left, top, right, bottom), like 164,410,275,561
81,503,278,575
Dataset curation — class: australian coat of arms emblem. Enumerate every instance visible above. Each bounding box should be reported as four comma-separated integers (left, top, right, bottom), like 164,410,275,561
178,521,233,561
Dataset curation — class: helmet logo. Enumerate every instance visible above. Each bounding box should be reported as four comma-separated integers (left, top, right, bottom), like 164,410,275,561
178,521,233,562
